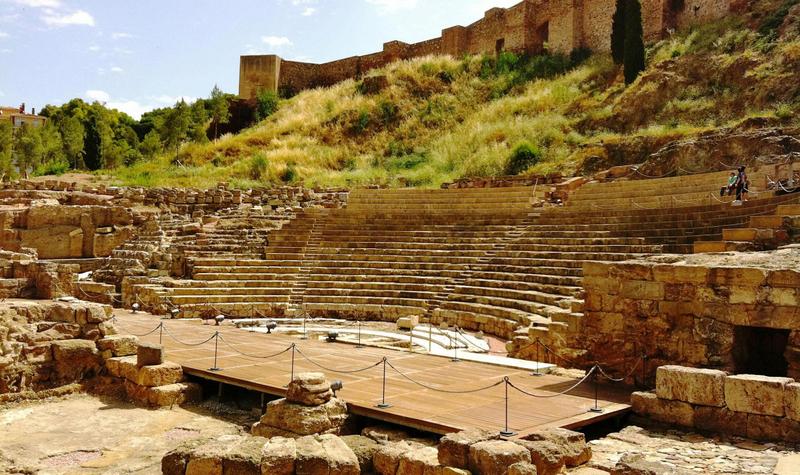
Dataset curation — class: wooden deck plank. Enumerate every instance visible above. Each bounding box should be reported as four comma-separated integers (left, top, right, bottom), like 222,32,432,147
117,312,631,437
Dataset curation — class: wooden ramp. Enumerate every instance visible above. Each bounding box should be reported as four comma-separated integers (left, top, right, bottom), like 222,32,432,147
119,312,631,438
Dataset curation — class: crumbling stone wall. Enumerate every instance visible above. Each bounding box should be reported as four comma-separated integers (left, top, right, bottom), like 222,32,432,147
633,365,800,443
0,300,115,394
515,250,800,385
239,0,732,99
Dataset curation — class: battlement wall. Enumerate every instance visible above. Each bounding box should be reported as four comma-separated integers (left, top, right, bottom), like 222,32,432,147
239,0,731,99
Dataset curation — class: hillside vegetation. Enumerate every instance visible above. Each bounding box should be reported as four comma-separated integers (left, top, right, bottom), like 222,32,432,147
115,1,800,189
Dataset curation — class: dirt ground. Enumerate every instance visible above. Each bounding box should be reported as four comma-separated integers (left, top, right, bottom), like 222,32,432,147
0,393,246,474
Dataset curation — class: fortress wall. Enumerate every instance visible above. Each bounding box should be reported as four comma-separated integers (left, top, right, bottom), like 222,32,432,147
240,0,732,99
239,55,281,100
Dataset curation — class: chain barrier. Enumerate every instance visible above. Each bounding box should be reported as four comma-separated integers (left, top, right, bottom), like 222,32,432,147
160,324,218,347
109,316,163,338
507,365,597,399
595,357,643,383
217,334,294,360
295,347,383,374
385,360,505,394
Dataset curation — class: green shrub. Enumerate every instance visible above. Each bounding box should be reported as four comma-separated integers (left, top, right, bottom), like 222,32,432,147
33,159,70,176
505,142,542,175
352,110,371,134
256,90,280,121
378,100,399,125
249,154,269,180
280,162,297,183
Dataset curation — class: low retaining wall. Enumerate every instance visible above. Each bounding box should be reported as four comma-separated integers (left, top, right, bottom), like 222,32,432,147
633,365,800,443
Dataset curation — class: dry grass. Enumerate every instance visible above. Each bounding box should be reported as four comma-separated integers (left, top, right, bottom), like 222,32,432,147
112,13,800,189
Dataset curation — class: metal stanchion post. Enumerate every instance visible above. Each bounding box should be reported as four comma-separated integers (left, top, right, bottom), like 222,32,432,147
589,365,603,413
159,322,163,345
377,357,391,409
500,377,515,437
642,353,648,389
409,326,413,353
209,332,221,371
285,344,296,388
300,314,308,340
451,327,460,363
356,320,364,349
532,339,543,377
428,322,432,352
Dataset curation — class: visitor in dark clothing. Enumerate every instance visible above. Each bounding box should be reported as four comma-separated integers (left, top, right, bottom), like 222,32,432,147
735,166,748,202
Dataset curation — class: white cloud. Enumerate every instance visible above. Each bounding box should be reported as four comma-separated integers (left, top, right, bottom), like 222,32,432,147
301,7,316,16
42,9,94,27
105,100,151,120
0,31,8,38
152,95,196,105
261,35,292,47
13,0,61,8
111,32,133,40
88,44,100,52
85,89,109,102
1,48,12,53
365,0,417,14
110,66,123,73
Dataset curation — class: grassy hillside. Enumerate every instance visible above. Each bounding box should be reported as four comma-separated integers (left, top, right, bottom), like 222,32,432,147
114,2,800,189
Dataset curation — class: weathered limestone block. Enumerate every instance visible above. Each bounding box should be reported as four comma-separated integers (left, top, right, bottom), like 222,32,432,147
19,226,83,258
135,362,183,387
746,413,787,441
106,355,138,381
397,315,420,330
96,334,138,357
287,372,334,406
611,453,691,475
631,391,694,427
525,427,591,467
295,434,359,475
261,437,296,475
655,366,726,407
508,461,539,475
397,446,441,475
342,435,379,474
185,437,231,475
693,406,747,437
162,438,211,475
137,342,164,368
786,383,800,422
516,440,564,475
438,429,497,468
51,339,100,381
468,440,531,475
254,397,348,437
373,441,415,475
223,435,267,475
724,374,794,416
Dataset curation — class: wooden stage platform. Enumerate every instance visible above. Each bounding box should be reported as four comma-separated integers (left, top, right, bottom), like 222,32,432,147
119,312,631,438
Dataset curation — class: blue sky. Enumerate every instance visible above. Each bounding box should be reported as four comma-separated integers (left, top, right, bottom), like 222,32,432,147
0,0,519,119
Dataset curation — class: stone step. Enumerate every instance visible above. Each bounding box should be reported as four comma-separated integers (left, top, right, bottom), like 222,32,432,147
776,204,800,215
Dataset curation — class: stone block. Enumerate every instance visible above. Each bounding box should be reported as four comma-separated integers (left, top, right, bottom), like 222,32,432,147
223,436,267,475
524,427,591,467
96,334,138,357
724,374,794,416
786,383,800,422
261,437,296,475
295,434,359,475
148,382,202,407
693,406,747,437
516,440,565,475
630,391,694,427
652,265,708,284
341,435,379,474
135,362,184,387
508,461,539,475
374,441,413,475
137,342,164,368
620,280,664,300
468,440,531,475
438,429,497,468
286,372,333,406
162,438,210,475
397,315,420,330
747,413,785,442
655,365,726,407
51,339,100,381
257,398,348,436
397,445,440,475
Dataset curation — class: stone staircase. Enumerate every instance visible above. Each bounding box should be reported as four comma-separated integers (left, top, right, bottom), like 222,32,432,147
693,203,800,252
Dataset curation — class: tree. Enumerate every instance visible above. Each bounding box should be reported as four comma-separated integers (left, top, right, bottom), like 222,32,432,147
256,90,279,121
208,85,230,140
60,116,85,169
84,115,102,171
189,100,210,143
13,123,43,178
611,0,626,65
40,122,65,166
139,129,163,158
623,0,646,85
159,99,191,162
0,121,13,180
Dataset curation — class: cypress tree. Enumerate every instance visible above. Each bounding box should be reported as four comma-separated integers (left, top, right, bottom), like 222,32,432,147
623,0,646,85
611,0,626,65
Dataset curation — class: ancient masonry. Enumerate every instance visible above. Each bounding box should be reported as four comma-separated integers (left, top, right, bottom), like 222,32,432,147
239,0,731,98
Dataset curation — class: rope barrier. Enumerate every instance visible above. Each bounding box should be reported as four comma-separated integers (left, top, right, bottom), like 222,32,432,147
295,347,383,374
161,325,218,347
109,316,163,338
217,334,294,360
507,366,597,399
386,360,506,394
596,357,643,383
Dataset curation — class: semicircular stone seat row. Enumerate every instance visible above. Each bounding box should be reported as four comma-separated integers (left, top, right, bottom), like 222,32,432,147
133,170,800,341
